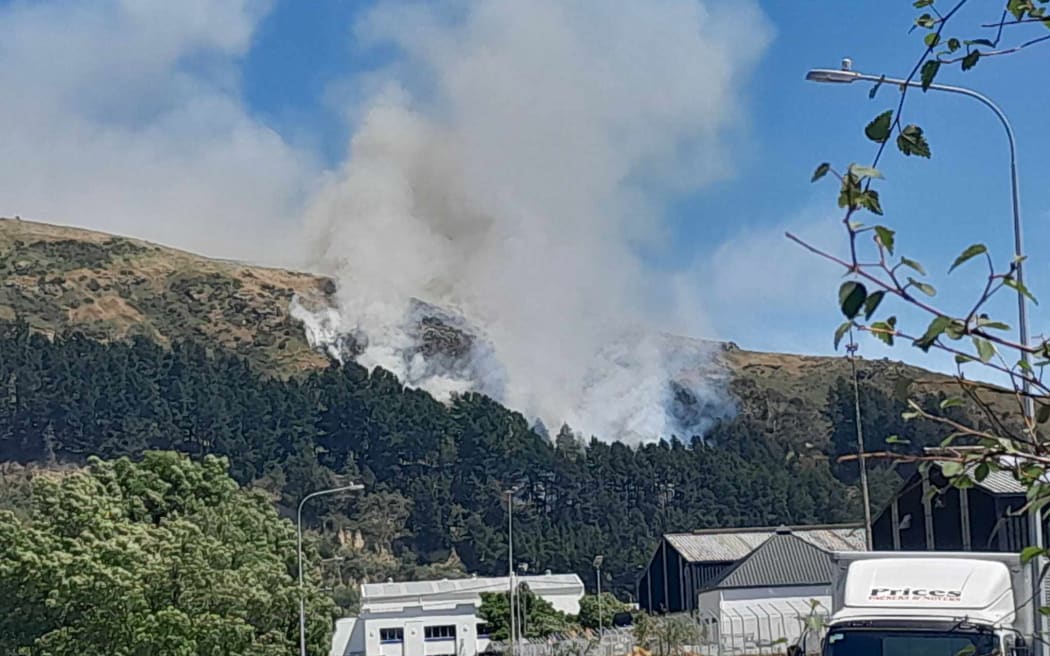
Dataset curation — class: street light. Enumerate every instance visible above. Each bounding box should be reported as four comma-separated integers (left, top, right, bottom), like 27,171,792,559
503,488,518,655
297,483,364,656
593,555,604,643
806,58,1039,651
804,63,1030,382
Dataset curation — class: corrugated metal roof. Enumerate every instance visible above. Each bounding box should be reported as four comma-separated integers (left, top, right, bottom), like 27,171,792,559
664,524,866,563
361,573,583,603
711,532,835,589
923,447,1027,495
973,468,1026,494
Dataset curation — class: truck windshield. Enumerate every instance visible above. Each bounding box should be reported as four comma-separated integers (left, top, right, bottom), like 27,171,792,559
824,628,1000,656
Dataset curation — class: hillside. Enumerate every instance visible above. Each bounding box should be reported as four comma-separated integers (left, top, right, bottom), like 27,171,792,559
0,217,1002,605
0,217,971,442
0,217,331,373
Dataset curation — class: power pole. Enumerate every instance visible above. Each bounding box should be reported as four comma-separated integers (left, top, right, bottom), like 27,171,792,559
848,332,873,550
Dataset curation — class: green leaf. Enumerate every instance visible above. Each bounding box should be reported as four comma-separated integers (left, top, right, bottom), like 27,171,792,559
947,37,961,52
1008,0,1028,19
864,111,894,143
834,321,853,350
916,13,937,29
962,50,981,71
900,257,927,275
949,244,987,272
976,318,1010,331
1037,404,1050,424
885,435,911,445
839,281,868,320
939,461,964,477
868,75,886,99
973,337,996,363
908,278,936,296
955,353,975,364
924,32,940,47
1004,277,1038,305
863,291,886,320
1022,546,1046,565
913,0,934,6
874,226,895,255
975,462,990,481
850,164,884,179
897,124,932,158
946,320,967,340
870,321,896,346
965,38,995,47
914,315,951,351
941,397,965,409
920,59,941,90
811,162,831,182
858,189,884,215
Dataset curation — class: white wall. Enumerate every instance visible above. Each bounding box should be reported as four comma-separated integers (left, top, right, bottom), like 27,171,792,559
335,603,490,656
698,585,830,654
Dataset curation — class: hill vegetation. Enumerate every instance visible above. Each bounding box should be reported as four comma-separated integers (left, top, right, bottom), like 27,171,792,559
0,218,998,606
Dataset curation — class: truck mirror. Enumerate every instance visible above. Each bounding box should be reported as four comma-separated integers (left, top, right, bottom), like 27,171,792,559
1012,635,1030,656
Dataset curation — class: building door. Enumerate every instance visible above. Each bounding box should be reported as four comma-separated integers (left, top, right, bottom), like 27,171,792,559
403,621,423,656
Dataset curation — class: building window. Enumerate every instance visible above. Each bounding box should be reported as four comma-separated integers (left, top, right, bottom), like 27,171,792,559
379,628,404,643
424,625,456,641
477,623,491,637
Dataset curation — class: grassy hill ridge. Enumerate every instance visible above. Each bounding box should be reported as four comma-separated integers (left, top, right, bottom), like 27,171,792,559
0,217,966,441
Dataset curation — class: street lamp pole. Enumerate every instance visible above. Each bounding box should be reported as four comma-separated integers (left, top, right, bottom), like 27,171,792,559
505,488,517,655
297,483,364,656
593,555,604,647
806,60,1039,650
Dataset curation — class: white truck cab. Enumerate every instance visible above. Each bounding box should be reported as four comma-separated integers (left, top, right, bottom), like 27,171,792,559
809,552,1035,656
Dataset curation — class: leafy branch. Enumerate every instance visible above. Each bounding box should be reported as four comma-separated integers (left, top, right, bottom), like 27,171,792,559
796,0,1050,509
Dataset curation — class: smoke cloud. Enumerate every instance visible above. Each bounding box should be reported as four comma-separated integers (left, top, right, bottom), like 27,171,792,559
0,0,316,264
299,0,771,442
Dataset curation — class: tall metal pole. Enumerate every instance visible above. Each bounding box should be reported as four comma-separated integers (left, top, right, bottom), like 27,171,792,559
297,483,364,656
507,489,516,655
807,64,1038,650
848,335,874,550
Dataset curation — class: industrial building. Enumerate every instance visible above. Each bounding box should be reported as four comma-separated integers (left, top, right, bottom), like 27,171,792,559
329,573,585,656
637,523,866,614
870,451,1042,552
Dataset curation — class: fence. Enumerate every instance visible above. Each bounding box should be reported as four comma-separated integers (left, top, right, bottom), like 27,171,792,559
483,603,828,656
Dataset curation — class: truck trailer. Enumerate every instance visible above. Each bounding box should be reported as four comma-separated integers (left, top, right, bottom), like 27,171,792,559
811,551,1035,656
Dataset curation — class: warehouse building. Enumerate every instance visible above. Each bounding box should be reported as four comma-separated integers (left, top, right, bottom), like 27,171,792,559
636,523,865,614
697,529,850,653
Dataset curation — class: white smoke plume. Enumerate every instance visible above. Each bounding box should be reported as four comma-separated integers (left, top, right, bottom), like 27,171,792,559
299,0,772,442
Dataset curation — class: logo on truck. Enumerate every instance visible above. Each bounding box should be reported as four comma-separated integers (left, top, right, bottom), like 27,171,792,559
869,587,963,602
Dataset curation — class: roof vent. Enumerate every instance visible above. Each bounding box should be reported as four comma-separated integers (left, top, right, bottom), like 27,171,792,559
545,569,552,575
774,525,791,535
387,578,393,583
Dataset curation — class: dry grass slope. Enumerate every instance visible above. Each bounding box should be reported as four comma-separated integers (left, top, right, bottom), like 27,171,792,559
1,217,991,443
0,217,331,374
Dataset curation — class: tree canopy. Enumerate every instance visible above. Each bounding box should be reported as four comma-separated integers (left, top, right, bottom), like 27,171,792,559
0,451,334,656
0,319,905,602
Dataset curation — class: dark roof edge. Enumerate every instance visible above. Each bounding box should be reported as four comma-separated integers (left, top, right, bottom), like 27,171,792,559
664,522,865,538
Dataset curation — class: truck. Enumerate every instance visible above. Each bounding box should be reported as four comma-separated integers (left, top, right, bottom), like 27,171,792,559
808,551,1036,656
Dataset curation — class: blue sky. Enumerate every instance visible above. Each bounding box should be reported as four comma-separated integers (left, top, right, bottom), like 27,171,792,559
1,0,1046,378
